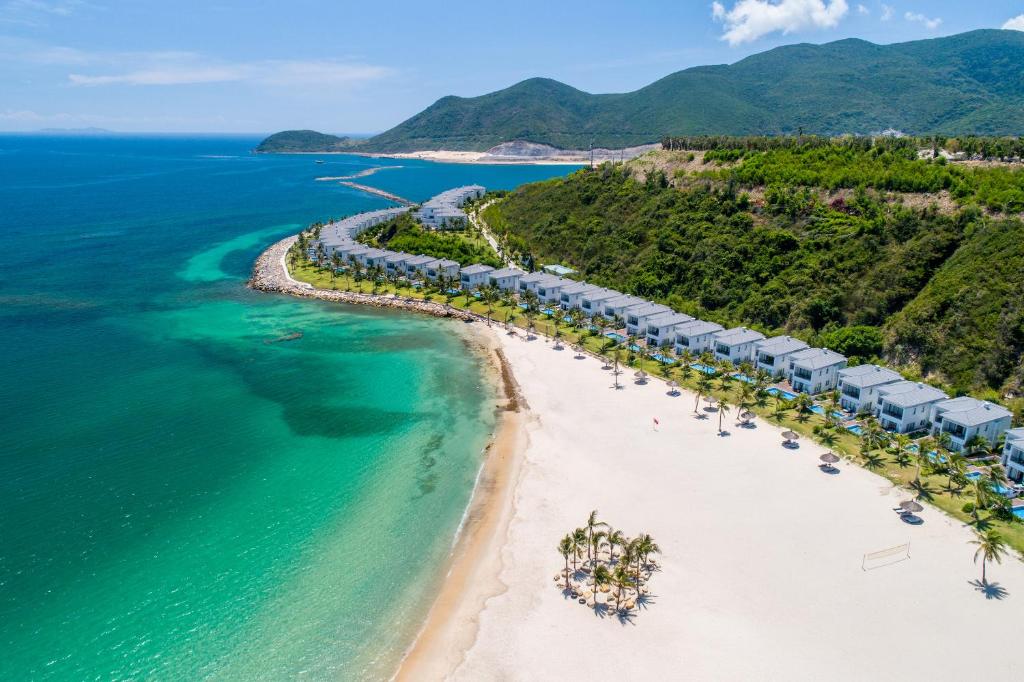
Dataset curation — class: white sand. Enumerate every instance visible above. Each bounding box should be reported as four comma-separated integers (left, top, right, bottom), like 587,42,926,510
441,330,1022,681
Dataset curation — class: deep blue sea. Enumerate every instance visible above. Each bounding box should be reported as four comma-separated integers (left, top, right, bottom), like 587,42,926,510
0,135,575,679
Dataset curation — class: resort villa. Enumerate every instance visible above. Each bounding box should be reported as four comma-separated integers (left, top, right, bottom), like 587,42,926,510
404,254,440,277
345,245,373,264
786,348,847,394
1002,429,1024,484
460,264,494,289
488,267,525,292
535,277,569,304
425,258,460,281
580,288,621,318
414,185,485,229
754,336,810,378
644,312,694,348
558,282,603,310
384,251,414,274
712,327,766,364
836,364,904,414
673,320,724,355
358,248,390,269
624,303,673,336
518,272,558,295
601,295,647,322
875,381,949,434
929,397,1013,452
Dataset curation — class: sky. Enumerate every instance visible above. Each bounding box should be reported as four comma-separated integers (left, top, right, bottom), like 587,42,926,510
1,0,1023,134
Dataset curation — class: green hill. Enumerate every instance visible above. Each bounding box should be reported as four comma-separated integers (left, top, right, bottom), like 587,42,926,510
254,130,351,153
257,29,1024,153
482,143,1024,396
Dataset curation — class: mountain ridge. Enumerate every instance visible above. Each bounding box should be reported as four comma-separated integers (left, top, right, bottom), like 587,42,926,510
258,30,1024,153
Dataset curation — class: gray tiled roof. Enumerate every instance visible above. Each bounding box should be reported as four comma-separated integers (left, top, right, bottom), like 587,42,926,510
645,312,694,329
461,264,494,275
755,335,809,356
877,381,948,407
489,267,524,278
789,347,846,370
838,364,903,388
675,319,723,337
713,327,766,346
934,397,1012,427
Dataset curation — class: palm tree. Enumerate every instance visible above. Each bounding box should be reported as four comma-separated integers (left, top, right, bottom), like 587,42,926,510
589,531,607,568
696,373,714,414
634,533,661,568
585,510,606,564
571,528,588,572
794,392,814,420
718,396,732,434
558,535,574,590
606,529,626,563
971,478,993,520
613,562,632,611
717,359,735,392
591,314,607,337
592,564,612,605
965,434,990,458
969,530,1008,583
945,451,968,491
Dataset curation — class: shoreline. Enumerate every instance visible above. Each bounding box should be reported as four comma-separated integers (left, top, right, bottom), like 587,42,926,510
250,236,530,681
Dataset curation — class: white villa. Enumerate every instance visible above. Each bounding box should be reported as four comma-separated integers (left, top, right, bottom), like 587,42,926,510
403,254,438,277
786,348,847,394
384,251,414,274
536,277,568,304
314,207,412,256
345,245,373,263
644,312,693,348
836,364,903,414
580,288,621,319
929,397,1013,452
673,319,724,355
753,336,809,378
601,295,647,322
1001,428,1024,484
712,327,766,364
460,264,494,289
414,185,485,229
488,267,524,291
558,282,603,310
518,272,558,295
624,303,673,336
359,248,390,269
425,258,460,281
875,381,949,434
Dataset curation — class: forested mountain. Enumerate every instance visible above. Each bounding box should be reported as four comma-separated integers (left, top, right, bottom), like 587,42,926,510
257,30,1024,152
255,130,351,153
482,142,1024,396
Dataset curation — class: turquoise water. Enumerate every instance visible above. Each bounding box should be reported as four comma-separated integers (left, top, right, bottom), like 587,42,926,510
0,135,576,679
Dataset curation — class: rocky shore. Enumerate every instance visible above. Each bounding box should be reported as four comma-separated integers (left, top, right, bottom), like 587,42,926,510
248,235,479,322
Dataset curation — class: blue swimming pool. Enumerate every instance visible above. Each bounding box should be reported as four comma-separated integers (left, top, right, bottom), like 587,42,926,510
542,307,554,315
604,332,626,343
651,353,676,365
691,363,717,375
846,424,863,436
966,471,982,481
767,387,798,401
1013,507,1024,519
733,373,756,384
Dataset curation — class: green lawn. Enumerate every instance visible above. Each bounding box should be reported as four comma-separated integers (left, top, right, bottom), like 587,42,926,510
288,248,1024,556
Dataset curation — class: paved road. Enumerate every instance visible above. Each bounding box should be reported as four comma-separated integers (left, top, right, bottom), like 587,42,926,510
470,200,518,268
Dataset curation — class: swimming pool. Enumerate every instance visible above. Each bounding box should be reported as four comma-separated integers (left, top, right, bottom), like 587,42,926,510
1013,506,1024,519
846,424,863,436
604,332,626,343
651,353,676,365
732,373,756,384
966,471,982,481
542,307,554,315
767,387,798,401
690,363,717,375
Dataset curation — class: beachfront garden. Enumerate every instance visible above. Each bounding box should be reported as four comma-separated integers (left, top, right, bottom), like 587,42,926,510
286,243,1024,557
556,510,659,618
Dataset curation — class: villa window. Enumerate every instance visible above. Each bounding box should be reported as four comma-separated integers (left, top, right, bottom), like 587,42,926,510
943,423,967,439
794,368,812,381
841,385,860,399
882,404,904,420
679,337,690,347
715,344,729,355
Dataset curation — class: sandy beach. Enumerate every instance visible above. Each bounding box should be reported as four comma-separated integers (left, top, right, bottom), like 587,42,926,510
399,328,1023,681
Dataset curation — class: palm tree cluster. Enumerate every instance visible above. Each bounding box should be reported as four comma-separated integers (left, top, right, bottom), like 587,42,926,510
556,509,660,615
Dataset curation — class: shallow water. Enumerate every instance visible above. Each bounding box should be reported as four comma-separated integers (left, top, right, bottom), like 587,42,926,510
0,135,575,679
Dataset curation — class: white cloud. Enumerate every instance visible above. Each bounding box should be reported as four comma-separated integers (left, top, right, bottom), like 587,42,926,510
68,57,392,87
880,4,893,21
1003,14,1024,31
856,3,868,15
711,0,849,45
905,11,942,30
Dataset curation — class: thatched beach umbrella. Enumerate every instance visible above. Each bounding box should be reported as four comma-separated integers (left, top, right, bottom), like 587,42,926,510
740,410,755,423
782,430,799,445
899,500,924,513
667,380,679,395
634,370,648,383
820,452,840,465
704,396,717,406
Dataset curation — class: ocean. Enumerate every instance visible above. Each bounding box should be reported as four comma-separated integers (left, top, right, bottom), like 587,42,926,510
0,135,575,679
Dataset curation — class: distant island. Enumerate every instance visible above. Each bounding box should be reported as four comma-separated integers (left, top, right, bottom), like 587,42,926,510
257,29,1024,154
36,127,115,134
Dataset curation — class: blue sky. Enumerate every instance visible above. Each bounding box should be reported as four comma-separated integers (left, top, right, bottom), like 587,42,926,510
1,1,1022,133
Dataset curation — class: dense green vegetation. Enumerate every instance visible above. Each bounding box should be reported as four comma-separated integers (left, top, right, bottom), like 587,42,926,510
254,130,351,153
361,213,502,268
260,30,1024,152
483,147,1024,396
